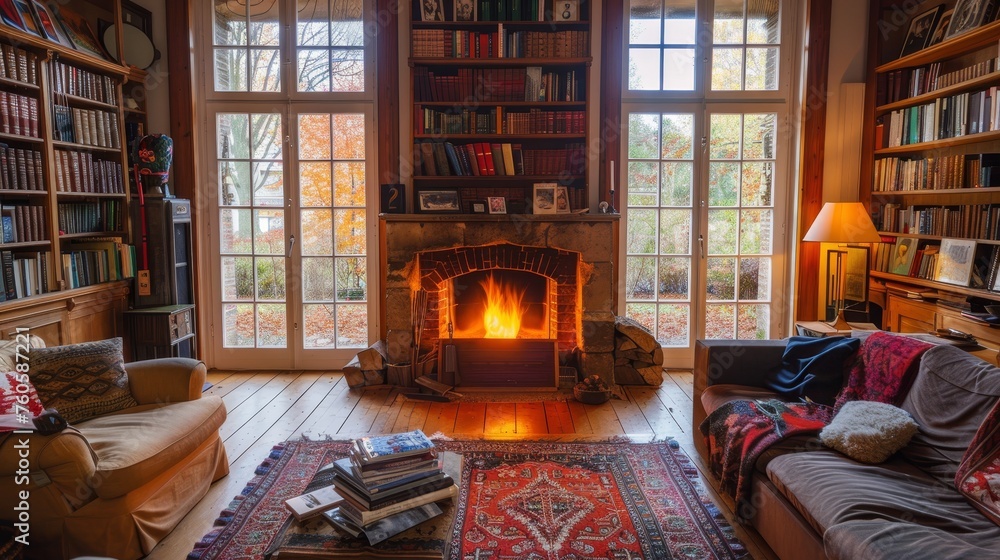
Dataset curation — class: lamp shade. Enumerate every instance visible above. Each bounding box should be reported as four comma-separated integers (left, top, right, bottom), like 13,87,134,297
803,202,881,243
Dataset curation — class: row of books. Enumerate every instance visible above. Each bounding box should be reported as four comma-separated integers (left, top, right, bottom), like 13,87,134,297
414,67,582,102
53,149,125,194
0,144,43,191
878,203,1000,241
412,29,588,59
61,240,136,289
0,91,39,137
872,153,1000,192
57,200,123,234
878,58,997,105
1,204,47,243
416,107,585,135
0,44,37,85
471,0,553,21
876,236,1000,291
877,87,1000,148
414,141,585,176
51,104,122,149
50,59,117,106
0,251,49,300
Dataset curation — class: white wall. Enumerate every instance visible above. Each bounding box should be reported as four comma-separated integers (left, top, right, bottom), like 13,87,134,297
128,0,171,135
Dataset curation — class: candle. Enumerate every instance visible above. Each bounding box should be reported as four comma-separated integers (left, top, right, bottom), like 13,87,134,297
610,161,615,192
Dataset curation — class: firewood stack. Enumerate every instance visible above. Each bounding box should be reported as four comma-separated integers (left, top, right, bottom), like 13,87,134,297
342,341,389,388
613,317,664,386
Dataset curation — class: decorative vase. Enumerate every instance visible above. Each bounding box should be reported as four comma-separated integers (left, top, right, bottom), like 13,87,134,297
573,387,611,404
135,134,173,195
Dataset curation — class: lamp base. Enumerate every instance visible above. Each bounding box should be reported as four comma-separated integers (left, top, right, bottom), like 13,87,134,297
823,310,853,332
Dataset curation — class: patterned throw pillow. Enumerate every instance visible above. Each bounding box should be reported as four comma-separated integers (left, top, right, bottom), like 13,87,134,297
28,338,138,424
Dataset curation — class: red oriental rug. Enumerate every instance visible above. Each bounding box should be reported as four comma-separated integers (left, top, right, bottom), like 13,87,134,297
189,439,748,559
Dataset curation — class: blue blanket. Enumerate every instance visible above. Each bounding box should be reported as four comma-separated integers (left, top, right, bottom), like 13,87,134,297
765,336,860,405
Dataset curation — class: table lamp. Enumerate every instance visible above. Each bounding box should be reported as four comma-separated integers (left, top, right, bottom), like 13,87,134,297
803,202,881,330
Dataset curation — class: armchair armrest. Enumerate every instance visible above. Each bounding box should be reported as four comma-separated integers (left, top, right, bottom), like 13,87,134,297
125,358,206,405
0,429,99,521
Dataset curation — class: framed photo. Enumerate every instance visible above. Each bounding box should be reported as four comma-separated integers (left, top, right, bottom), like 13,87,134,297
121,0,152,38
51,4,106,58
30,1,72,47
843,245,870,303
11,0,40,36
555,186,571,214
419,0,444,21
946,0,995,39
928,8,954,47
935,238,977,286
900,6,942,57
890,237,917,276
532,183,558,214
0,0,26,31
417,190,461,213
555,0,579,21
471,202,486,214
487,197,506,214
454,0,475,22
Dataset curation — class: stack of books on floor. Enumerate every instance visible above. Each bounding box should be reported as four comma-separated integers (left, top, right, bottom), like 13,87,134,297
324,429,457,545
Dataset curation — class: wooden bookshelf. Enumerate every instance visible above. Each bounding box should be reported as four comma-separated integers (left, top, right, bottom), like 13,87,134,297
407,0,592,214
862,3,1000,333
0,0,140,344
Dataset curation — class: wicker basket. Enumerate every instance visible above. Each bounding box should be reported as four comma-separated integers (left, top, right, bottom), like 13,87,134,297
573,387,611,404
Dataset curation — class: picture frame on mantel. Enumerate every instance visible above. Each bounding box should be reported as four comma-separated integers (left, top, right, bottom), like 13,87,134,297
417,190,461,213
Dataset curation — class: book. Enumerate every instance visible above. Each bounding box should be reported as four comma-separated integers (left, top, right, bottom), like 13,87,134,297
336,482,456,526
283,485,344,522
323,503,444,546
356,430,435,463
333,471,454,512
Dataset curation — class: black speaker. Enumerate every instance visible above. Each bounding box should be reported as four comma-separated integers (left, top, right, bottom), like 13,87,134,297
132,198,193,308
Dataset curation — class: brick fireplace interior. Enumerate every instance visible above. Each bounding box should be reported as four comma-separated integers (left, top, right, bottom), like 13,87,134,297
381,215,620,389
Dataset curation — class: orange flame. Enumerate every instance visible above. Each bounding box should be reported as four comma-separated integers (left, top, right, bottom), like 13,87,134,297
480,274,525,338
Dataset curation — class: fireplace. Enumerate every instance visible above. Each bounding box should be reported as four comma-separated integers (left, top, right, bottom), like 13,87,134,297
381,215,620,389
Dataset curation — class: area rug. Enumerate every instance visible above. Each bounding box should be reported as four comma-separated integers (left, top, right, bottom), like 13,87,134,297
189,439,748,559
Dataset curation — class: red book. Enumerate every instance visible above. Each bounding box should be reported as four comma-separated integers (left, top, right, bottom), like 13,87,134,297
480,143,495,176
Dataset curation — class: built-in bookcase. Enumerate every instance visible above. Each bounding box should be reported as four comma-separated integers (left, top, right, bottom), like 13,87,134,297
408,0,592,213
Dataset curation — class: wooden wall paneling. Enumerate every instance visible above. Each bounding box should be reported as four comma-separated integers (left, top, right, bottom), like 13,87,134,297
857,0,883,211
794,0,832,321
600,0,624,211
376,0,400,185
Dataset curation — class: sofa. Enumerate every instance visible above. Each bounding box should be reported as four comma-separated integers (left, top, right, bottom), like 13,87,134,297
0,354,229,560
694,338,1000,560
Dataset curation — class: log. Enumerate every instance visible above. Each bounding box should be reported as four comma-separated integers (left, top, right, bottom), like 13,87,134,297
357,340,388,371
386,363,412,387
414,375,453,395
612,316,663,387
615,316,659,353
341,355,365,388
364,369,386,385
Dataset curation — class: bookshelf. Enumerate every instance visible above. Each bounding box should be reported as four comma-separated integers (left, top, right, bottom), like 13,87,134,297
408,0,592,213
0,0,140,344
862,4,1000,344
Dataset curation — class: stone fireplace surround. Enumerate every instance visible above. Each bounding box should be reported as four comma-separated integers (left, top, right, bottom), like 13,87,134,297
380,214,620,387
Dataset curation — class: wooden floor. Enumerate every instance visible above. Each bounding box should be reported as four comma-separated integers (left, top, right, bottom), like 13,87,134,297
145,370,777,560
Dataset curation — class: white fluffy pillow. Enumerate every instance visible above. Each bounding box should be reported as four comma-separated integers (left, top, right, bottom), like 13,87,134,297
820,401,918,464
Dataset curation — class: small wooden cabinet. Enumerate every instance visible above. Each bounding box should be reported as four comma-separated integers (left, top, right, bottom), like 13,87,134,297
885,294,1000,351
124,304,196,361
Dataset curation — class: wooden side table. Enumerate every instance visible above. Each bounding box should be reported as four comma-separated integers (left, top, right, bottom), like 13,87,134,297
124,304,197,361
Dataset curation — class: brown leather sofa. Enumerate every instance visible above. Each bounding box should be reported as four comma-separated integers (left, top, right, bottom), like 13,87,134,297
0,357,229,559
694,338,1000,560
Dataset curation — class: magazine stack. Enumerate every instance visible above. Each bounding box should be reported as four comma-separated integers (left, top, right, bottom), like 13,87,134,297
324,429,457,544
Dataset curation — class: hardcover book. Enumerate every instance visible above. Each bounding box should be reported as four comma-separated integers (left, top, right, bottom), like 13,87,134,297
356,429,434,462
283,485,344,522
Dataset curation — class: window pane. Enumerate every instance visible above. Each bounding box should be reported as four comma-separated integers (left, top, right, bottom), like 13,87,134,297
743,113,776,159
254,209,285,254
257,304,287,347
628,162,659,206
220,209,252,253
301,209,333,255
223,304,254,347
629,48,661,90
738,304,769,339
626,256,656,300
218,113,250,159
741,162,773,206
709,162,739,207
221,256,253,300
249,1,280,45
334,162,366,206
298,50,331,91
714,0,744,44
627,209,658,254
707,257,735,300
334,209,366,255
710,114,741,159
658,257,690,300
705,304,736,338
299,114,333,159
214,1,246,45
740,209,773,254
739,257,771,300
657,304,689,347
300,162,333,206
626,303,656,334
746,47,778,90
331,49,366,92
215,48,247,91
630,0,661,43
252,114,283,159
712,48,743,90
250,48,281,91
658,209,691,254
303,257,336,300
255,257,286,300
330,4,364,47
660,162,692,206
336,304,367,347
332,114,366,158
661,114,693,159
707,209,737,254
298,0,330,46
747,0,780,44
662,48,695,90
664,1,697,44
336,257,366,301
220,161,251,206
252,162,283,206
628,113,660,158
304,304,336,348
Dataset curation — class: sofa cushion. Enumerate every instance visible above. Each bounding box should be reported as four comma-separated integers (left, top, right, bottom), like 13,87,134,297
0,371,44,417
78,395,226,499
820,401,918,464
898,345,1000,486
766,450,997,538
700,384,781,416
823,519,1000,560
28,338,139,424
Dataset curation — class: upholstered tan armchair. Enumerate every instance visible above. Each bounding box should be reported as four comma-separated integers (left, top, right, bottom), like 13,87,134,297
0,357,229,560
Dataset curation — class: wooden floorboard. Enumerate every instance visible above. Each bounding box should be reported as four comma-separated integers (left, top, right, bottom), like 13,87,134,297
144,369,776,560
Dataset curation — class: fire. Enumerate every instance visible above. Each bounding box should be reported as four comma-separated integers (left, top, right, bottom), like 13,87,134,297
480,274,526,338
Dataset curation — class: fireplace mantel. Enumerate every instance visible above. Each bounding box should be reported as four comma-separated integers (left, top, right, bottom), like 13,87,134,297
380,213,620,224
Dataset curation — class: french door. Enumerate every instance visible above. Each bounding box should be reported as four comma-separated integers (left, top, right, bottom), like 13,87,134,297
207,106,375,369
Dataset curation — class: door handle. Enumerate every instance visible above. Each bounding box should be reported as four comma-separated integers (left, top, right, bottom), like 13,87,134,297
698,235,705,258
287,235,295,258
